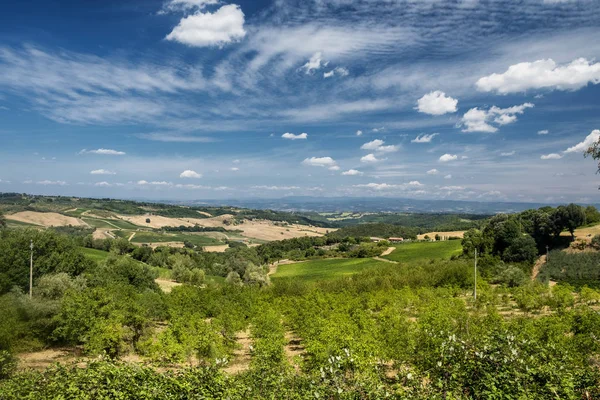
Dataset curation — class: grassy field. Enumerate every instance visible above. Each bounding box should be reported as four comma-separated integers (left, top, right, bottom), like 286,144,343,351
383,240,463,263
272,258,391,281
128,231,223,246
80,247,111,262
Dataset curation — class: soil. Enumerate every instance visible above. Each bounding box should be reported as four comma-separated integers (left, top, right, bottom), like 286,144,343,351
7,211,85,227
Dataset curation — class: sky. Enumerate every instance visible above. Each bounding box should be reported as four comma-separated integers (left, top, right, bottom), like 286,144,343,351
1,0,600,203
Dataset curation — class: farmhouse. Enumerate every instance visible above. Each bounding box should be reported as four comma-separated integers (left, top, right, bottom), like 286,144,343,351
388,237,404,243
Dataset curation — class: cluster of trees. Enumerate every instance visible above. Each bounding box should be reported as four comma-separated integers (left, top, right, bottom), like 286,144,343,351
162,225,236,233
462,204,591,274
327,223,419,240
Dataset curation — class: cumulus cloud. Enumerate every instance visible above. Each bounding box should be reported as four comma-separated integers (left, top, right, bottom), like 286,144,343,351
165,4,246,47
282,132,308,140
459,103,534,133
361,139,384,150
180,170,202,178
538,130,549,135
444,174,452,179
80,148,126,155
342,169,363,176
355,181,424,191
302,156,337,167
439,154,458,162
427,169,439,175
408,181,424,187
411,133,439,143
230,167,240,171
541,153,563,160
328,165,340,171
416,91,458,115
356,130,363,136
90,169,116,175
476,58,600,94
137,180,172,186
300,52,327,74
500,151,516,156
564,129,600,154
160,0,218,13
94,181,112,187
360,154,381,163
360,139,399,153
323,67,349,78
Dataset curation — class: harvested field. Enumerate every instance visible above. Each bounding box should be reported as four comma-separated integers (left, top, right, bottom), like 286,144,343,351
417,230,465,240
203,245,230,253
561,223,600,241
6,211,85,227
155,279,182,293
117,214,195,229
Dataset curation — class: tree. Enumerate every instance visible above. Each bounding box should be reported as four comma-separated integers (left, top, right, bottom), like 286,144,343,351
585,205,600,225
145,218,151,224
0,211,5,228
502,235,538,264
554,204,586,238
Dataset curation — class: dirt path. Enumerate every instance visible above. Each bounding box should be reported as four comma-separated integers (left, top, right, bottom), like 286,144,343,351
531,255,546,281
380,247,395,256
128,232,136,242
373,256,398,264
223,329,252,375
284,331,304,372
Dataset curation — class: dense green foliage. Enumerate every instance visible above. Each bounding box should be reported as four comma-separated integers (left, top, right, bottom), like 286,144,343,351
331,212,490,230
327,223,419,240
0,229,95,294
538,250,600,287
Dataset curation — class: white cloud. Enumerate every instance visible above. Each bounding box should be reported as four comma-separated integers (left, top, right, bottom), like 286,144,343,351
361,139,399,153
476,58,600,94
541,153,563,160
282,132,308,140
427,168,439,175
411,133,439,143
356,130,363,136
137,133,215,143
94,181,112,187
302,156,337,167
444,174,452,179
440,186,466,191
323,67,349,78
180,170,203,178
342,169,363,176
300,52,326,74
408,181,424,187
372,127,385,133
165,4,246,48
80,148,126,155
500,151,516,156
416,91,458,115
361,139,384,150
138,180,172,186
564,129,600,154
161,0,218,13
354,183,397,190
251,185,300,190
439,154,458,162
37,180,67,186
360,153,381,163
230,167,240,171
328,165,340,171
538,130,549,135
90,169,116,175
459,103,534,133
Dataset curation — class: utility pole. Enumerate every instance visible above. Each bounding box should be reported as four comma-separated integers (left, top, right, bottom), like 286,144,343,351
29,240,33,299
474,249,477,301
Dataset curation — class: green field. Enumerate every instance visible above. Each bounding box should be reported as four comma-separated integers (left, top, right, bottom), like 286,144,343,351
383,240,463,263
128,231,223,246
80,247,111,262
272,258,391,281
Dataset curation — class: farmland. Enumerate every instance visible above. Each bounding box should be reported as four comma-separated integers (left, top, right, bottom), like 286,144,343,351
271,258,391,281
382,239,463,263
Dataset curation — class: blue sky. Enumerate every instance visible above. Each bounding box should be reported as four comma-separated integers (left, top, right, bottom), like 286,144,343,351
1,0,600,202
